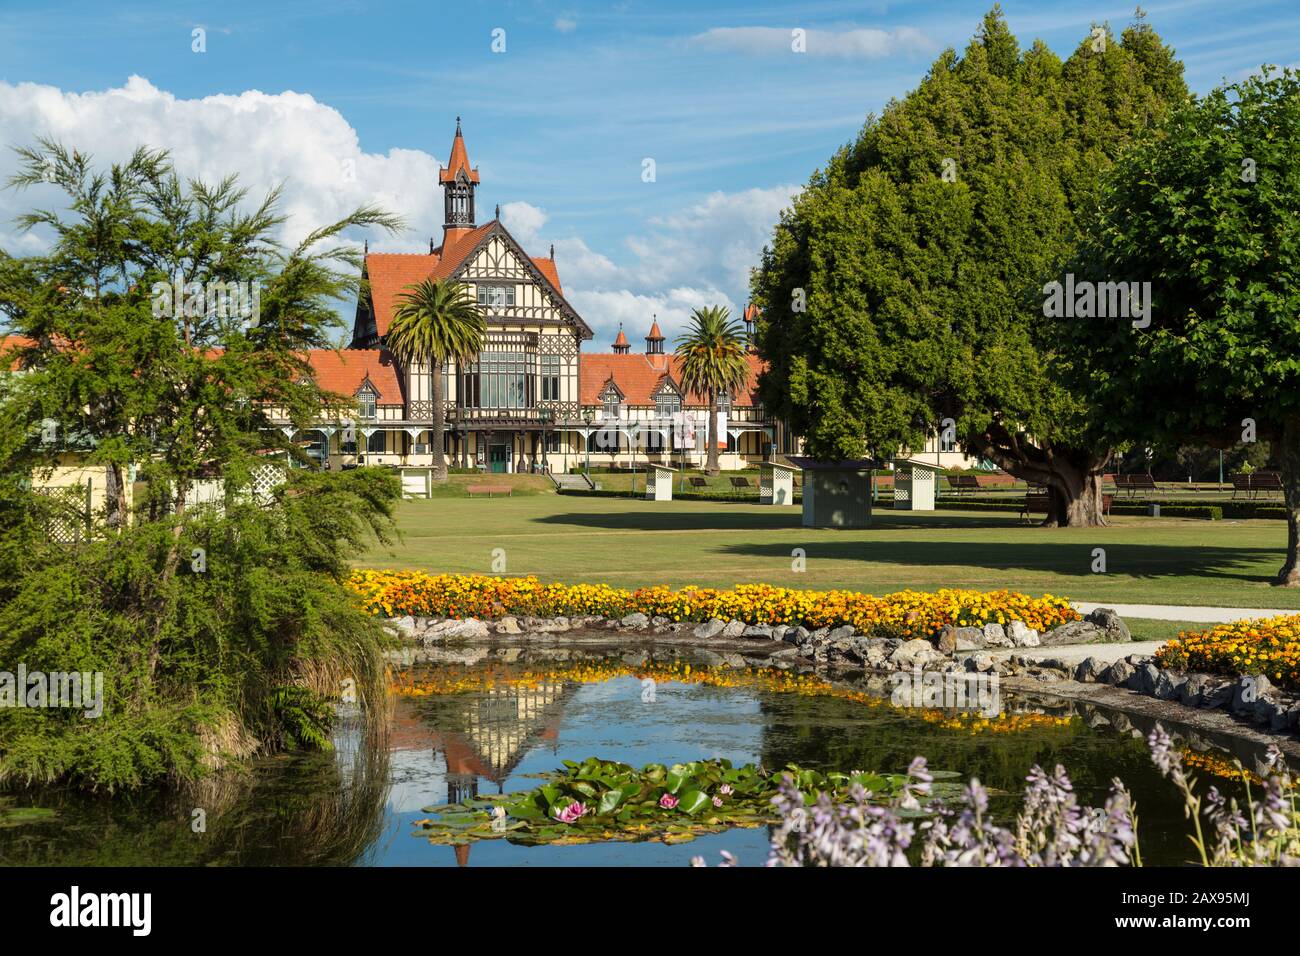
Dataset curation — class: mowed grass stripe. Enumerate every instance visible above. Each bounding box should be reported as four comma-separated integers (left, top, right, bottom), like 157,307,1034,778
355,496,1295,609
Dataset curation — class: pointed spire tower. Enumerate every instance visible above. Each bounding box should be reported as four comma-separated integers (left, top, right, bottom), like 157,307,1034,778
440,117,480,248
612,323,630,354
645,315,665,354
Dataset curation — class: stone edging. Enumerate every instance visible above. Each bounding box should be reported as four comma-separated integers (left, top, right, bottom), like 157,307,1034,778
382,606,1299,739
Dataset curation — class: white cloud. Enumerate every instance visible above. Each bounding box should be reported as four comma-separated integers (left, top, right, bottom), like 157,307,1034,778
499,200,548,245
567,287,736,347
0,75,442,255
0,76,798,349
501,187,798,344
690,25,932,58
554,16,578,34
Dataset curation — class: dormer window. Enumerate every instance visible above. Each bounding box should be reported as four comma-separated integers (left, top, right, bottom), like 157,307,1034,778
476,284,515,308
356,386,378,420
655,384,681,419
601,386,622,420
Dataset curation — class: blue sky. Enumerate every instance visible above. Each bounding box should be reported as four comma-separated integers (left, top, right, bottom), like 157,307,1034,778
1,0,1297,343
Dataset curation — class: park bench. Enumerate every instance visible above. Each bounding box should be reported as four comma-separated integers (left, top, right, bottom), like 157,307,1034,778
466,484,512,498
729,476,753,490
1113,473,1157,498
688,476,709,489
1020,491,1113,523
1253,472,1284,498
947,475,980,496
1233,472,1283,499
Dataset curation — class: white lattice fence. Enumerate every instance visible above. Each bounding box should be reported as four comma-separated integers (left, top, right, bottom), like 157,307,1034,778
35,483,91,543
249,463,285,505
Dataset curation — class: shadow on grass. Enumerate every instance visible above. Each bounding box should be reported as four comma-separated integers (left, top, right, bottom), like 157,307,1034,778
716,540,1277,584
535,509,1021,533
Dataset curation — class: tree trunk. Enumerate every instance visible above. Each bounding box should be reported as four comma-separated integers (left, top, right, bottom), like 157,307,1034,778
431,361,447,481
104,462,126,531
705,391,720,476
1275,415,1300,586
968,425,1111,527
1042,458,1107,528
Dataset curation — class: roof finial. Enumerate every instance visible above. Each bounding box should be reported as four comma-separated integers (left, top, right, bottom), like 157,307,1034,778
549,243,554,260
495,203,500,219
430,237,435,254
456,115,462,132
364,239,369,254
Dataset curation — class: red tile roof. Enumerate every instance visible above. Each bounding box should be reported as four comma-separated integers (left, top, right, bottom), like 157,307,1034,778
579,352,765,407
439,123,480,184
365,224,562,337
0,335,33,370
305,349,404,404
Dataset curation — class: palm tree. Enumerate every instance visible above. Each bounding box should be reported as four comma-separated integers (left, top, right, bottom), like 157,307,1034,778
674,305,751,476
387,278,485,480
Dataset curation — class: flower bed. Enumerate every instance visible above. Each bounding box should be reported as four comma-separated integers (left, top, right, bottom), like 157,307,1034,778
1155,614,1300,692
349,570,1079,640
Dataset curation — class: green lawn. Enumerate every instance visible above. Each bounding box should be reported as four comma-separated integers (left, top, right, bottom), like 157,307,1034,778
355,494,1298,613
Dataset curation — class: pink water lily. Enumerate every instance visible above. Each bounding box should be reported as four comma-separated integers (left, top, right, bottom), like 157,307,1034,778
719,784,734,795
554,800,588,824
712,796,724,808
659,793,679,810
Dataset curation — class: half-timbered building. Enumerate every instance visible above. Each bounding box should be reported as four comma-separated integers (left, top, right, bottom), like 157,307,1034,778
285,120,797,474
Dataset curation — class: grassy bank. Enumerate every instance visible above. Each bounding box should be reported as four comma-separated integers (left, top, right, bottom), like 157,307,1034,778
356,495,1298,610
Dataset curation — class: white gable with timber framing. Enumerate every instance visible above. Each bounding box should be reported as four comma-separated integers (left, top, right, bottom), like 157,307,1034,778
450,226,593,340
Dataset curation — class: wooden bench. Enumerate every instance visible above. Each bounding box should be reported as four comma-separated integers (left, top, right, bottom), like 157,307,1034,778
1253,472,1283,498
1233,472,1283,499
947,475,980,496
1020,492,1113,522
1113,473,1157,498
688,476,709,489
729,476,753,490
466,484,512,498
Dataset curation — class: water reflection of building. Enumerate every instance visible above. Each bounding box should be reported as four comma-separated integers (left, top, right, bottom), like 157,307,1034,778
392,675,576,866
434,678,571,803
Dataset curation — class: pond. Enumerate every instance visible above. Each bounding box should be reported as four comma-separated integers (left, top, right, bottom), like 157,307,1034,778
0,647,1284,867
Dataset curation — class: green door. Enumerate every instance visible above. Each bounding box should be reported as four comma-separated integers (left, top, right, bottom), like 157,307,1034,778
489,443,509,474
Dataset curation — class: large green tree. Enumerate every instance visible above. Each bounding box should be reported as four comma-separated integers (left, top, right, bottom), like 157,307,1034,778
674,305,752,475
751,7,1186,525
1064,68,1300,583
387,278,486,480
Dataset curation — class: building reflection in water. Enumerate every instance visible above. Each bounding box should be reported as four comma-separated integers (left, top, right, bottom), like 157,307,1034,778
424,676,573,865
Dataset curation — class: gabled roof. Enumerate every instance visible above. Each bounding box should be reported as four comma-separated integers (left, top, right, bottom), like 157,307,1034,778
579,352,765,407
305,349,404,405
363,220,589,338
